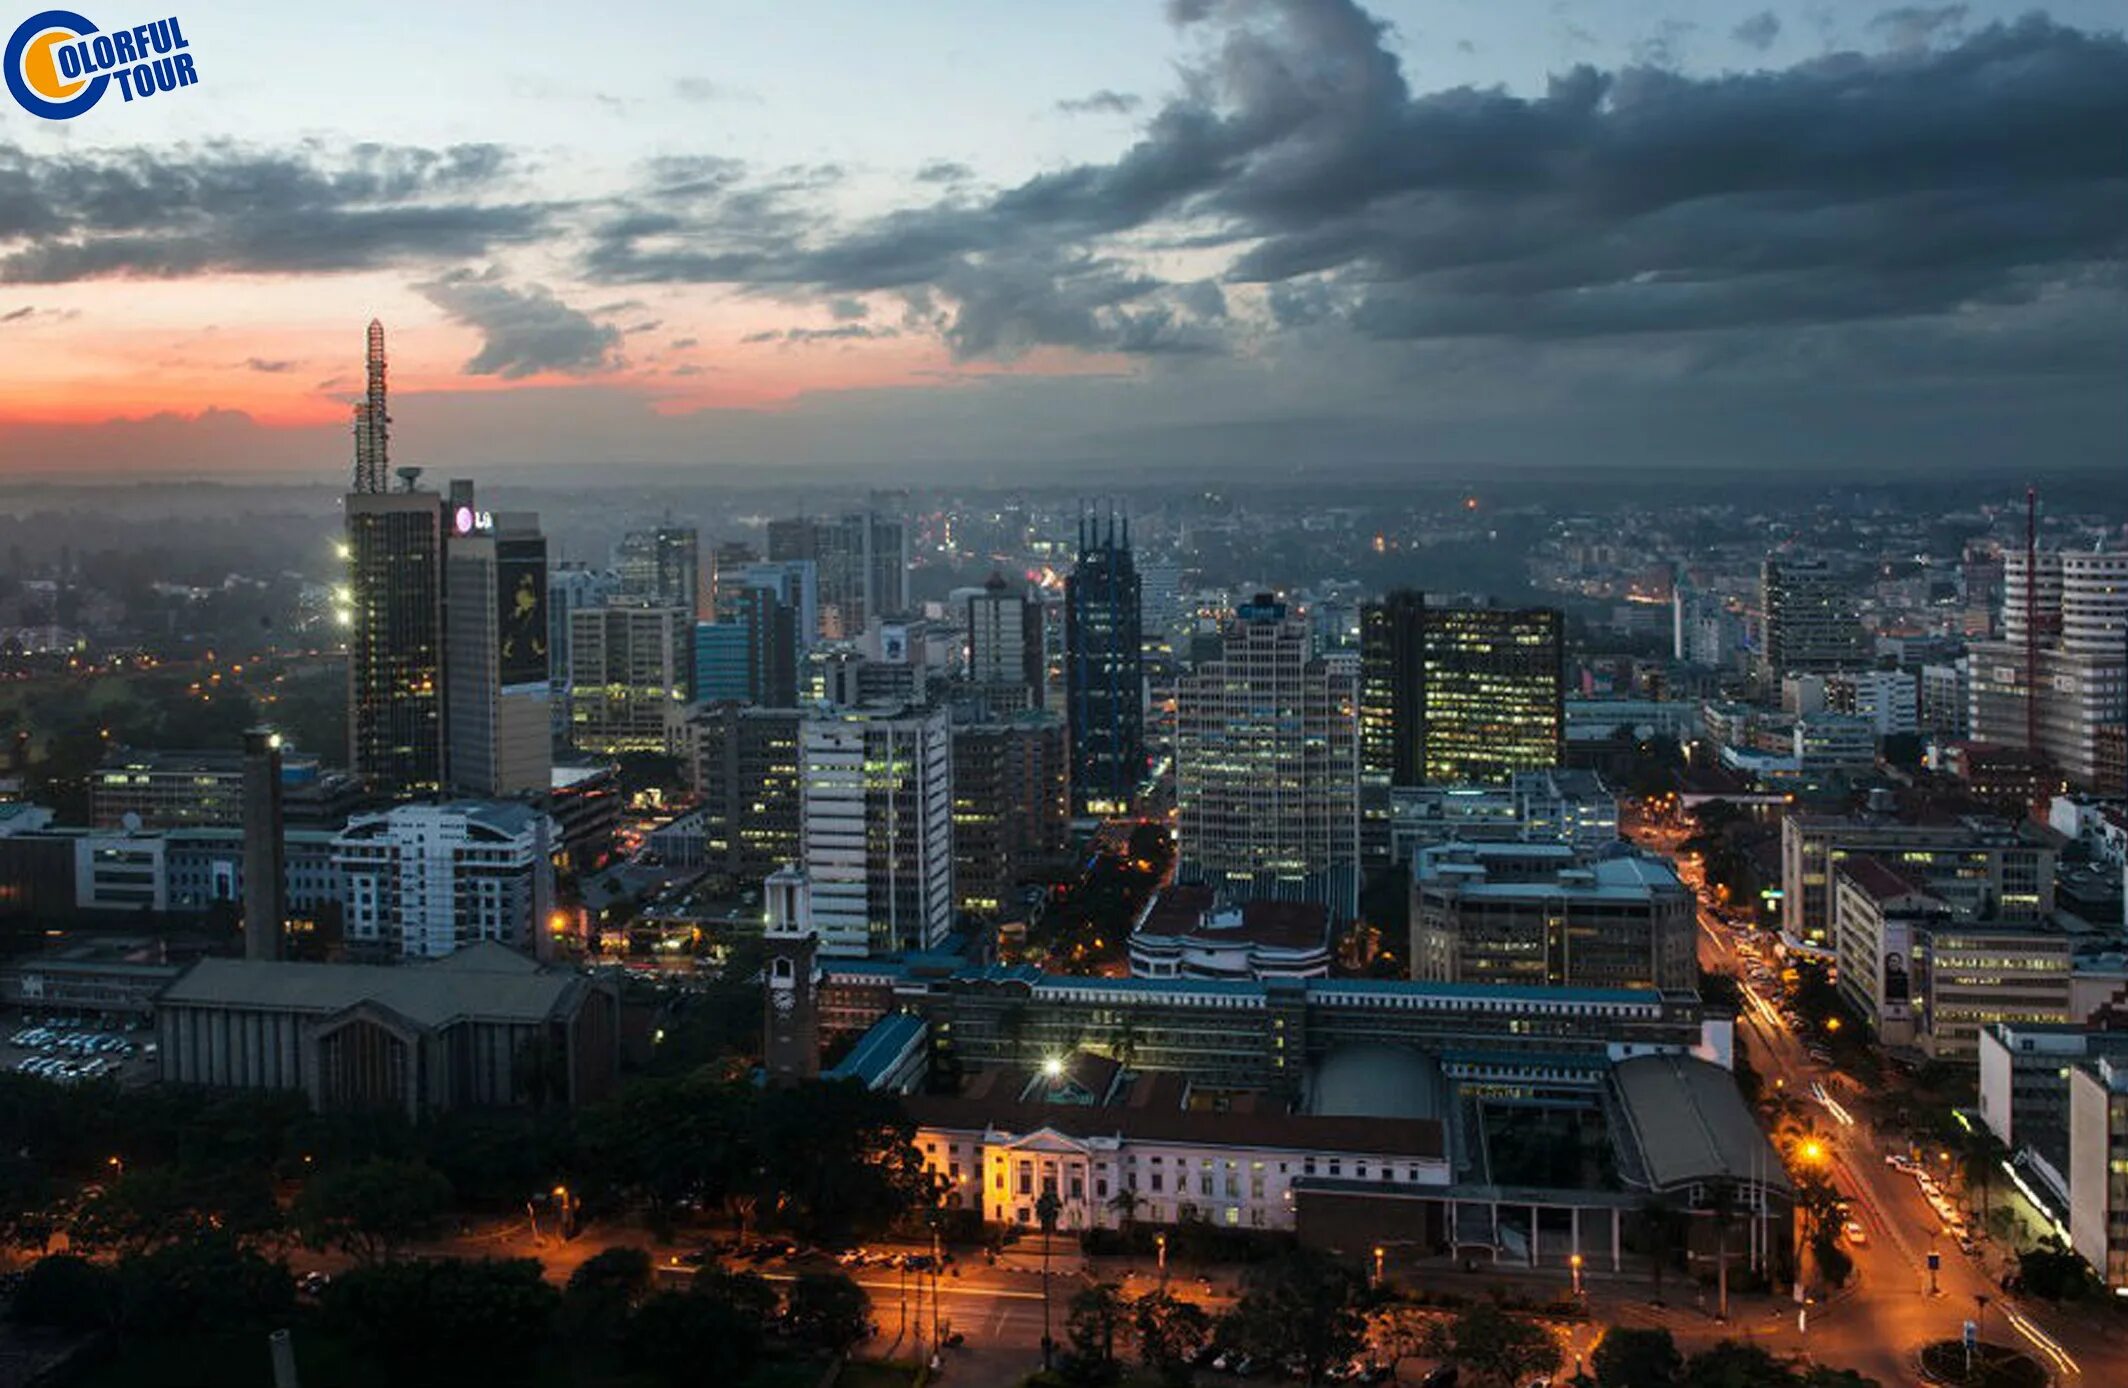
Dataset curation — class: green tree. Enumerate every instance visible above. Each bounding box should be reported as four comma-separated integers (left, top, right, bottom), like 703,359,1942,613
1226,1247,1367,1388
325,1257,560,1381
1592,1327,1682,1388
625,1288,764,1388
750,1079,933,1239
562,1245,653,1339
72,1164,280,1252
1680,1340,1802,1388
10,1254,116,1332
1133,1289,1213,1388
294,1157,453,1264
1065,1282,1129,1385
787,1270,872,1351
1424,1303,1560,1388
114,1233,296,1335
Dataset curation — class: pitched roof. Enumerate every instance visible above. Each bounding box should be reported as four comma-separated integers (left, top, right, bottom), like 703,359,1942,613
159,947,586,1028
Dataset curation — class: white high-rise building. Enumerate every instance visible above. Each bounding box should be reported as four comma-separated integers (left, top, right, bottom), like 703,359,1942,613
1971,547,2128,788
334,801,556,959
800,706,954,957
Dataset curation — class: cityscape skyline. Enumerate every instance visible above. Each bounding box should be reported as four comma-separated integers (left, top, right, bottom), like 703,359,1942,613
4,0,2125,480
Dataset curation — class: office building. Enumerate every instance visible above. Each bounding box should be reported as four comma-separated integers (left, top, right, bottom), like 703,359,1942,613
725,559,819,650
966,572,1046,711
693,621,753,703
1825,669,1918,738
768,512,907,637
1129,884,1332,980
1409,842,1696,993
1064,511,1146,816
1920,661,1971,738
1969,548,2128,788
156,945,619,1117
333,801,557,960
2070,1054,2128,1289
1913,918,2073,1061
1359,590,1425,861
566,602,692,754
242,730,286,962
345,484,446,793
1781,813,2056,953
444,507,552,796
694,584,801,707
1792,714,1877,774
616,524,702,618
801,706,954,956
683,702,804,886
707,540,761,617
1417,604,1565,785
950,711,1069,919
1672,586,1738,669
349,318,390,494
1176,595,1360,919
1758,556,1866,680
1388,769,1618,862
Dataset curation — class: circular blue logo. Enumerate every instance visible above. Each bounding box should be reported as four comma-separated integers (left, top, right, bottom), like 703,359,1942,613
6,11,109,120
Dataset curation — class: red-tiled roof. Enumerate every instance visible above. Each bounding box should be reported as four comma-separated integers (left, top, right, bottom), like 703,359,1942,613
1835,855,1933,904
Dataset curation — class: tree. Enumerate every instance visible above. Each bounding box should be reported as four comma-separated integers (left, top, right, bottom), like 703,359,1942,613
1425,1304,1560,1388
1680,1340,1801,1388
563,1246,653,1339
1065,1282,1129,1385
1038,1187,1063,1368
325,1257,560,1381
750,1079,934,1240
1108,1186,1143,1231
71,1164,281,1252
787,1270,871,1351
1226,1247,1367,1388
693,1268,780,1329
10,1254,116,1332
1134,1290,1213,1388
1591,1327,1682,1388
1638,1195,1683,1300
625,1288,764,1388
294,1157,453,1263
114,1233,296,1335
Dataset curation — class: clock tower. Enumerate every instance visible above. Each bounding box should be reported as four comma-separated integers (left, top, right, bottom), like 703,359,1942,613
762,863,821,1085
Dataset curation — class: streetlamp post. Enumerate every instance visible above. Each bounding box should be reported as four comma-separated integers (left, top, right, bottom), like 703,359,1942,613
1371,1245,1385,1289
1156,1231,1168,1288
1570,1252,1584,1299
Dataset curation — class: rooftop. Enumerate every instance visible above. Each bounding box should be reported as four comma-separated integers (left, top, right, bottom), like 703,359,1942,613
1610,1053,1792,1197
160,943,587,1029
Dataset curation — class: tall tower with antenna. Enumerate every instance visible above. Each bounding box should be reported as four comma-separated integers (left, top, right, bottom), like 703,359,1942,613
351,318,390,494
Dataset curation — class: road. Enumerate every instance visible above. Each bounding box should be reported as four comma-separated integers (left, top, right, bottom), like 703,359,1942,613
1636,812,2113,1384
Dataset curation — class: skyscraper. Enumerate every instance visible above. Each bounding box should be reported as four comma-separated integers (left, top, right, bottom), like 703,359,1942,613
566,603,692,754
951,710,1069,918
692,584,800,706
1175,595,1360,918
1064,510,1145,816
767,511,907,637
1419,604,1565,784
800,705,954,956
1759,555,1867,680
346,482,445,793
684,702,804,886
1358,591,1565,798
444,501,552,796
617,525,702,619
1970,546,2128,787
966,572,1045,710
350,318,389,495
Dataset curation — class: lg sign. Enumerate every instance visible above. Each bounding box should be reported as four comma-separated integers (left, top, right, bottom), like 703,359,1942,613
453,506,494,536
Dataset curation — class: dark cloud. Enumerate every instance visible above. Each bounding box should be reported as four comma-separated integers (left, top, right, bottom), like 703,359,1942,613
579,2,2126,374
0,305,32,322
0,141,544,284
742,324,902,346
669,336,699,349
244,357,296,373
627,319,662,334
1057,90,1143,116
1871,5,1968,52
1733,11,1781,51
827,297,869,321
415,268,621,378
914,161,973,184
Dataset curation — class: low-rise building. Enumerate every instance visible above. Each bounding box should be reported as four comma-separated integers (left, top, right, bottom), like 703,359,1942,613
1129,885,1332,980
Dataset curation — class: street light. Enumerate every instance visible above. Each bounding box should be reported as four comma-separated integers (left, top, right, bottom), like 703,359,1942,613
1372,1245,1385,1288
1570,1252,1584,1298
1156,1231,1168,1287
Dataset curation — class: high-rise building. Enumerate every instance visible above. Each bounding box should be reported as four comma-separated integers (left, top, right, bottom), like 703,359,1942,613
566,603,692,754
684,702,804,885
693,585,800,707
727,560,819,650
1176,595,1360,919
1359,592,1565,804
333,801,557,959
1416,603,1565,785
1825,669,1918,738
617,525,702,619
241,729,285,962
1064,511,1145,816
350,318,389,495
1759,556,1867,680
444,505,552,796
1970,548,2128,788
966,572,1045,711
800,706,953,956
768,512,907,637
707,540,760,617
345,484,446,793
951,711,1069,918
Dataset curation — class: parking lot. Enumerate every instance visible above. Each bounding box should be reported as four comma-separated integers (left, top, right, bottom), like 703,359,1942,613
4,1010,157,1087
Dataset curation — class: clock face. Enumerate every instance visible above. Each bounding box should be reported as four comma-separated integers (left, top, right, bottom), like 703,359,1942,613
773,989,795,1014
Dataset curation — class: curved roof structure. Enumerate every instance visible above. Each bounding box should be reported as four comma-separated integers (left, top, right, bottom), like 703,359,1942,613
1306,1043,1447,1122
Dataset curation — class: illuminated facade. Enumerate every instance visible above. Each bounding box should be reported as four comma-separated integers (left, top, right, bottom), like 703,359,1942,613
565,602,692,755
346,487,446,794
801,706,954,956
1064,511,1146,815
333,801,557,960
683,702,804,886
616,524,702,620
444,509,552,797
1781,813,2056,952
950,711,1068,918
1176,595,1360,920
1417,604,1564,785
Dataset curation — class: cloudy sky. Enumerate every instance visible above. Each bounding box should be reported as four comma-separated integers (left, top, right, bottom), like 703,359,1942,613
2,0,2123,481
